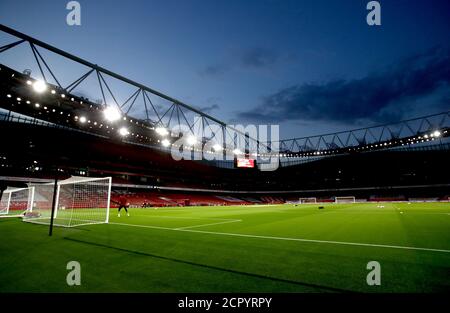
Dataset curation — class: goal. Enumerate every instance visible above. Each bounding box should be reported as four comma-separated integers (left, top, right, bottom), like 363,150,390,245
24,176,112,227
335,196,356,204
299,197,317,204
0,187,34,216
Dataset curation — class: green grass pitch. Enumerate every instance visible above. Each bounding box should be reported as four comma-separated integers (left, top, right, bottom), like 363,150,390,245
0,202,449,292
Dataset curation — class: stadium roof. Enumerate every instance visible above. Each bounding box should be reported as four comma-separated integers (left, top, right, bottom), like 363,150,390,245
1,24,449,160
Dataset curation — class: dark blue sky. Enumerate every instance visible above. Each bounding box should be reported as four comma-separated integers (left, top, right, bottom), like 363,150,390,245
0,0,449,138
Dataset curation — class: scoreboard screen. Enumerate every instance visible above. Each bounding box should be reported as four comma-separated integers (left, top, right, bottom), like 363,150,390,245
236,158,256,168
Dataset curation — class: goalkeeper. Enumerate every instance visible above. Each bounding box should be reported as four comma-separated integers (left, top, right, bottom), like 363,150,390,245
117,195,130,217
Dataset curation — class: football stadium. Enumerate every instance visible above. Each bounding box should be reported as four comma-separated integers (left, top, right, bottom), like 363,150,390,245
0,1,450,299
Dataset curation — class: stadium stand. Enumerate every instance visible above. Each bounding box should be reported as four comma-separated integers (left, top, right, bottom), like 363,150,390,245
0,29,449,207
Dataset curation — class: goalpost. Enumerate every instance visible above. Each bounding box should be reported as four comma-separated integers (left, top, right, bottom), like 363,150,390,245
299,197,317,204
0,187,34,216
23,176,112,227
335,196,356,204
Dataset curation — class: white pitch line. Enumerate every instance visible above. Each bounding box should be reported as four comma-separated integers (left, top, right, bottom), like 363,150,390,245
175,219,242,230
0,214,24,218
109,222,450,254
242,204,280,208
132,214,238,222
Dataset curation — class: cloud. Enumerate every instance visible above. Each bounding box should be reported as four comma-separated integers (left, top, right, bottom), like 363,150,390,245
199,64,229,77
237,46,450,124
195,97,221,114
240,47,278,69
197,104,219,114
199,47,280,77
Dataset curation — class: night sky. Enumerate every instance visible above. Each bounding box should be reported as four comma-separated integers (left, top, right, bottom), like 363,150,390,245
0,0,449,139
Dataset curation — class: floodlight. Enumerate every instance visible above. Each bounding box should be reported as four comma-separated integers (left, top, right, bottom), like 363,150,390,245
155,127,169,136
433,130,441,137
213,144,222,151
186,135,197,145
103,106,122,122
161,139,171,147
79,116,87,123
32,80,47,93
119,127,129,136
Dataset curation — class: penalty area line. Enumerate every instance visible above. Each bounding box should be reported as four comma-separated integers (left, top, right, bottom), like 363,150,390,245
0,214,25,218
175,219,242,230
109,222,450,254
132,214,240,222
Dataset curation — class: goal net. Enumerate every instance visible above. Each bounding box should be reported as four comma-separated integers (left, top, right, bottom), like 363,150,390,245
335,196,356,204
24,176,111,227
299,197,317,204
0,187,34,216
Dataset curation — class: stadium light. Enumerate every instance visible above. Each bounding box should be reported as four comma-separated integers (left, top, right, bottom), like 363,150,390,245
186,135,197,145
103,106,122,122
433,130,441,137
32,80,47,93
161,139,171,147
213,144,222,151
155,127,169,136
79,116,87,123
119,127,129,136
